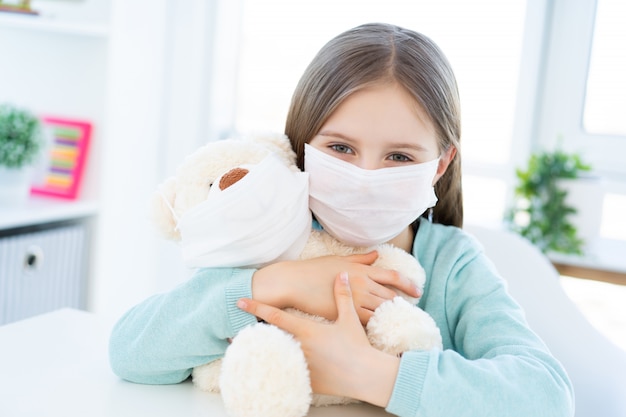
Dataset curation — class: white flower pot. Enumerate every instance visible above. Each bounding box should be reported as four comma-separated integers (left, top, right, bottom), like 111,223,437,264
0,165,33,205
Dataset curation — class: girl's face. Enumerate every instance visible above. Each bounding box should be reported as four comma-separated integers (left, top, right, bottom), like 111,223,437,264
309,82,455,184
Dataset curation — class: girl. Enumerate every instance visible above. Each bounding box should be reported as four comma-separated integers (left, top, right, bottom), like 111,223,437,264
110,23,574,416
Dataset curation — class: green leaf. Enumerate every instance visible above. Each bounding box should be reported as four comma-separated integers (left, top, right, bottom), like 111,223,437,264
505,145,591,256
0,103,43,169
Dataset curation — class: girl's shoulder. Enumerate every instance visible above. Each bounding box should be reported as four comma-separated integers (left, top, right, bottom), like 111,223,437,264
415,218,483,258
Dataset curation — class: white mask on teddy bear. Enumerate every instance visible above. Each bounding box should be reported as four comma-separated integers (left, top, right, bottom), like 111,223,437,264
164,153,311,268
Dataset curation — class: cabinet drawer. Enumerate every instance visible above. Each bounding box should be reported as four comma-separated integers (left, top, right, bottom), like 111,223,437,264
0,222,88,325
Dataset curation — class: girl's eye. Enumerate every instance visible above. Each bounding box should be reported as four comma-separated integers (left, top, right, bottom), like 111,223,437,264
330,144,354,154
388,153,412,162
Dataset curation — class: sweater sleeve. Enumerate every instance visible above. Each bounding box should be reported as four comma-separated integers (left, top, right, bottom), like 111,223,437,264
385,222,574,417
108,267,258,384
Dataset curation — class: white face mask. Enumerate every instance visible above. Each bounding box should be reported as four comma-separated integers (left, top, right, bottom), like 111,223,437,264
304,144,439,247
164,153,311,269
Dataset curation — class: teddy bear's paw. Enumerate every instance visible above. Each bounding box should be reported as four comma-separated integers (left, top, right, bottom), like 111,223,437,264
191,359,222,392
367,297,443,356
372,245,426,303
219,323,311,417
311,393,359,407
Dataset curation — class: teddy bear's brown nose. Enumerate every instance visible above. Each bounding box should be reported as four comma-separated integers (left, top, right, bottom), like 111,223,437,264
219,167,249,190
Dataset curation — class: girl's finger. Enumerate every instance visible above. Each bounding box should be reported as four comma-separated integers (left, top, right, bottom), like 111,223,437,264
356,307,374,325
368,284,401,303
366,267,421,298
356,292,391,314
237,298,300,334
344,250,379,265
334,272,361,325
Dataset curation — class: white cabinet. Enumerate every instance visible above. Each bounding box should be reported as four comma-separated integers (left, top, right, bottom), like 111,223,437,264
0,221,88,325
0,199,97,325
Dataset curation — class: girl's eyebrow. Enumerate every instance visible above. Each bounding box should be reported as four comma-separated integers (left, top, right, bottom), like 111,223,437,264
318,130,430,152
318,130,357,142
389,142,430,152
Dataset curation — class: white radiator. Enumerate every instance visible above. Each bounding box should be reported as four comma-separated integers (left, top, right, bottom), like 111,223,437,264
0,221,88,325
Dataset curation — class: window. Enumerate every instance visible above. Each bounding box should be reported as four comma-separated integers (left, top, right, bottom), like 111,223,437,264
234,0,527,226
583,0,626,136
537,0,626,241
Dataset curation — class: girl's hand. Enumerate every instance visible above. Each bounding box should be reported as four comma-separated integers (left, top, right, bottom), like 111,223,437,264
252,251,420,324
238,272,400,407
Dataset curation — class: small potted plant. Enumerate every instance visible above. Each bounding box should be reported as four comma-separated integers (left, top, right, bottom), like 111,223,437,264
506,148,593,255
0,103,44,203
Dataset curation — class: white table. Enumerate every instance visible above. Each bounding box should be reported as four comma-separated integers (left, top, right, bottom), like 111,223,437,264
0,309,392,417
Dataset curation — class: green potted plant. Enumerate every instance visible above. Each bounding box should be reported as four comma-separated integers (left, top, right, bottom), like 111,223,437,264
0,103,44,203
506,148,592,255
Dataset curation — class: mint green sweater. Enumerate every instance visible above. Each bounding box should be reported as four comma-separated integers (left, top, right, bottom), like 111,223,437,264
109,219,574,416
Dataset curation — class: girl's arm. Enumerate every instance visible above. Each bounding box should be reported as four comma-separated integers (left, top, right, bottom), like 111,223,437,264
239,227,575,417
383,252,575,417
239,268,574,417
109,267,257,384
109,253,416,384
382,224,574,417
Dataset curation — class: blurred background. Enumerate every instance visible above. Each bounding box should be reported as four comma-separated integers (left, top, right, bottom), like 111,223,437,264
0,0,624,348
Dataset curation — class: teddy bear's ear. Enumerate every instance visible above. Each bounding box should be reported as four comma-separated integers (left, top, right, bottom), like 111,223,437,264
150,177,182,241
250,133,298,169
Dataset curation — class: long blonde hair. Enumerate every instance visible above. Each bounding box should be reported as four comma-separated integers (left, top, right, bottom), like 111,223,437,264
285,23,463,227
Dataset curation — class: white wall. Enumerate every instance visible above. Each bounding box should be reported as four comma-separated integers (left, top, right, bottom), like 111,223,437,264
89,0,169,319
90,0,243,320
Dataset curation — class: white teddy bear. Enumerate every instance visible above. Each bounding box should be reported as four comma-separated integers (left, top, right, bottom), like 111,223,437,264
152,133,442,417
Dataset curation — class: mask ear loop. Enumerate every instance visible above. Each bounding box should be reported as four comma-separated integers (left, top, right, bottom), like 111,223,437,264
157,188,181,230
427,207,434,222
